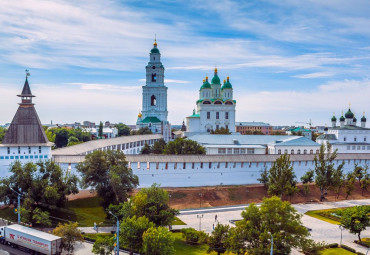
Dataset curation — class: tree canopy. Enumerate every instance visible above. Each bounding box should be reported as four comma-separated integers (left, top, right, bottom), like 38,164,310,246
163,138,206,155
53,222,83,254
208,224,230,255
77,150,139,208
340,206,370,242
0,126,6,143
231,196,310,255
142,226,175,255
0,161,79,226
46,127,91,148
314,142,344,201
115,123,131,136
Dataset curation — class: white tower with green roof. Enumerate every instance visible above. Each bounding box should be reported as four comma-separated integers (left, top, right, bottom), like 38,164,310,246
136,40,170,141
185,68,236,135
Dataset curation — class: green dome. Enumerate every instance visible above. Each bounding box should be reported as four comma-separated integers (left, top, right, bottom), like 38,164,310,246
361,115,366,122
151,47,160,54
340,115,345,121
222,76,232,90
331,115,337,122
345,108,354,118
200,77,211,89
211,68,221,84
353,116,357,122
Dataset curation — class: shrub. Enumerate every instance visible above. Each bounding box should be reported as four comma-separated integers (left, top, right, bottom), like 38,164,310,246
356,252,365,255
341,244,356,253
181,228,200,244
354,240,370,248
327,243,338,248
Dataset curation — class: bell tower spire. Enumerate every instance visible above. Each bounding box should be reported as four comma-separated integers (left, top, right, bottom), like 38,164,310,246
18,69,35,106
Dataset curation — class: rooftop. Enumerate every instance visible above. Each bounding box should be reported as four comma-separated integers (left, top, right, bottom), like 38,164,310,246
331,125,370,130
236,122,270,127
6,224,60,242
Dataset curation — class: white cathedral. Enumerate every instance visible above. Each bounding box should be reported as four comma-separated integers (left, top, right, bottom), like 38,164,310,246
136,40,171,141
185,68,236,136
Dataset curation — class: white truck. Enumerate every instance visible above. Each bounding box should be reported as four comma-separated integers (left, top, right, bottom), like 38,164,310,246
0,224,62,255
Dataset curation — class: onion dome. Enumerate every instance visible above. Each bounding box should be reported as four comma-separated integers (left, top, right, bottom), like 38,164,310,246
340,115,345,122
200,76,211,89
331,115,336,122
150,39,160,54
361,113,366,122
211,67,221,84
138,112,142,118
345,108,354,118
222,76,232,90
353,116,357,122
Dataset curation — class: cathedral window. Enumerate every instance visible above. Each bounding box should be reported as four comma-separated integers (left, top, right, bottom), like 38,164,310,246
278,149,281,154
364,137,367,142
225,125,228,130
216,125,219,130
216,112,219,119
18,147,20,154
225,112,229,119
297,149,301,154
304,149,307,154
225,101,233,105
354,137,357,142
151,73,157,82
7,147,10,154
291,149,294,154
39,146,42,153
151,95,156,106
214,101,222,104
207,112,210,119
344,137,346,141
28,147,31,154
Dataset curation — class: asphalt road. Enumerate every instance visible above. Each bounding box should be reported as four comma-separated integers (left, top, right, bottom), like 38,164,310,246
0,243,29,255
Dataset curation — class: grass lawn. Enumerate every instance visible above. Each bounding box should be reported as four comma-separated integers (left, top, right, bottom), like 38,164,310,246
361,238,370,246
173,232,233,255
172,216,186,225
319,248,356,254
305,209,340,225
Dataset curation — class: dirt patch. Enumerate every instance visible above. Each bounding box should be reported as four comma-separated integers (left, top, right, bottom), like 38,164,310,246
67,183,369,210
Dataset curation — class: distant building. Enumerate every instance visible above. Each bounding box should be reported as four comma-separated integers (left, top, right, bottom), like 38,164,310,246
286,127,313,140
136,40,171,141
185,68,236,136
188,134,320,155
82,127,118,139
317,108,370,153
0,75,53,175
83,121,95,128
236,122,272,135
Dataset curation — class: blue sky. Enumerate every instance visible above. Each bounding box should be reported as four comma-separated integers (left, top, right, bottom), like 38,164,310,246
1,0,370,126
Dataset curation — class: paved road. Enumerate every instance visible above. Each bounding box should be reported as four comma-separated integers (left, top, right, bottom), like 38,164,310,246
0,243,29,255
178,199,370,255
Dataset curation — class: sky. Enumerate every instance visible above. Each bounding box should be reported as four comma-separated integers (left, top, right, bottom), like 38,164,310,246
1,0,370,127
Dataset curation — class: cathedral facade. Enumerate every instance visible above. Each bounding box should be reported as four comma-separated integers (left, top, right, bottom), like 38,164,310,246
136,40,171,141
185,68,236,136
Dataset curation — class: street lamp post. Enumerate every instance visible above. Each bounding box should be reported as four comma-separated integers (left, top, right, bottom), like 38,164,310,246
199,192,202,208
10,187,21,224
268,232,273,255
109,211,120,255
339,225,344,247
197,214,203,231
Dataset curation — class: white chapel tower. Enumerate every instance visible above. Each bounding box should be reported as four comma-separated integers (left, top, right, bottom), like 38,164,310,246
136,40,171,141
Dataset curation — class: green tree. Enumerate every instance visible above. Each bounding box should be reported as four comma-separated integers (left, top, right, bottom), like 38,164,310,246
233,196,310,255
210,127,231,134
92,236,114,255
141,143,152,154
344,172,356,199
0,161,79,226
331,167,344,200
225,226,246,255
340,206,370,242
77,150,139,208
0,126,7,143
164,138,206,155
67,136,81,146
266,154,299,199
142,226,175,255
116,123,131,136
54,128,70,147
120,216,154,255
131,127,152,135
127,184,179,226
53,222,83,254
208,224,230,255
314,143,344,201
353,164,365,184
301,170,314,196
257,167,269,190
152,139,166,154
360,168,369,195
98,121,103,138
72,128,91,142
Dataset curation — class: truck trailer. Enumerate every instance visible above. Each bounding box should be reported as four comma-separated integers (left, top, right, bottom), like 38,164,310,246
0,224,62,255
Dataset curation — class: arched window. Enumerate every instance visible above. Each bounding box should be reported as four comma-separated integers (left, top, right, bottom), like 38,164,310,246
284,149,288,154
225,101,233,105
203,101,211,104
316,150,319,154
278,149,281,154
151,73,157,82
310,149,313,154
304,149,307,154
151,95,156,106
214,101,222,104
297,149,301,154
291,149,294,154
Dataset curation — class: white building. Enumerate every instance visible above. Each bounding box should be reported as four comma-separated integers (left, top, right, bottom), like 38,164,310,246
286,127,313,140
0,75,53,177
187,134,320,155
82,127,118,139
317,108,370,153
136,40,171,141
185,68,236,136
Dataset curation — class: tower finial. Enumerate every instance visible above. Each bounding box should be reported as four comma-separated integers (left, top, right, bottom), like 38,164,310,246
214,67,218,73
154,34,157,47
25,69,30,79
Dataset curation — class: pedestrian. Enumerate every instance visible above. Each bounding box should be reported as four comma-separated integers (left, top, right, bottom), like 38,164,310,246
215,214,217,222
212,224,214,230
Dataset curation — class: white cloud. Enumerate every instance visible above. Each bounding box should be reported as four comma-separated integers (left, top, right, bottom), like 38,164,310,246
293,72,335,79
